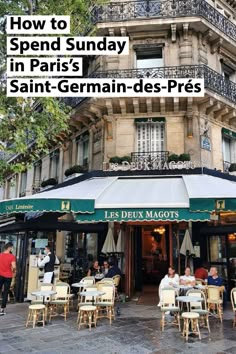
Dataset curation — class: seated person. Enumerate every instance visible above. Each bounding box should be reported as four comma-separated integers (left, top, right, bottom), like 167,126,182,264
105,261,122,278
194,262,209,281
207,266,227,307
180,266,196,286
87,260,100,276
102,260,109,276
158,266,179,306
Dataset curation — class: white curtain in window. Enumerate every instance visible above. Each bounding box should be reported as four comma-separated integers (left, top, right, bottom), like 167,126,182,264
137,122,165,152
222,136,231,162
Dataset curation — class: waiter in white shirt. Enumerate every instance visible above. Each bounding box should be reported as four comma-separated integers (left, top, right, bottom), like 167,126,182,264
38,245,60,284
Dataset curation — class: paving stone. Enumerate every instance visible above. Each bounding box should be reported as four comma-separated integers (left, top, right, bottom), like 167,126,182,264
0,302,235,354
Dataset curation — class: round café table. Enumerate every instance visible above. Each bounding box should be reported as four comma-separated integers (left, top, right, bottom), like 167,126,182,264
176,295,203,312
80,290,105,306
31,290,57,305
31,290,57,324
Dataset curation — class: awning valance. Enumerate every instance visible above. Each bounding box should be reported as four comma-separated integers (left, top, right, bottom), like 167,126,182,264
1,173,236,222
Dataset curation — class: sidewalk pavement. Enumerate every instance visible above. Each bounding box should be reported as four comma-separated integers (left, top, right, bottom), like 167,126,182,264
0,301,235,354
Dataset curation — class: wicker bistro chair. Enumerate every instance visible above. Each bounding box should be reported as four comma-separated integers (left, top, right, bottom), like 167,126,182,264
186,289,210,332
49,282,70,321
182,312,201,341
81,276,95,285
207,285,223,323
112,275,121,301
26,304,46,328
78,305,97,331
230,287,236,327
78,285,98,312
96,284,115,324
31,283,54,319
31,283,53,304
160,287,181,332
195,278,207,285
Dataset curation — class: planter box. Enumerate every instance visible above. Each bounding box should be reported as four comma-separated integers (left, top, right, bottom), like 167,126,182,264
40,185,54,192
64,173,83,181
229,171,236,176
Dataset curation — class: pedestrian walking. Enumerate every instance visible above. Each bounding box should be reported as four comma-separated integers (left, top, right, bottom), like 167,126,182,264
0,242,16,315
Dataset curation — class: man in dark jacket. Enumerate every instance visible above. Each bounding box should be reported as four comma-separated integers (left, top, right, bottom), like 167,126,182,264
38,245,60,283
105,261,122,278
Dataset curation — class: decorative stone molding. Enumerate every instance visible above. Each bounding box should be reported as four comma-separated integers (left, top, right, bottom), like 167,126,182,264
171,24,177,42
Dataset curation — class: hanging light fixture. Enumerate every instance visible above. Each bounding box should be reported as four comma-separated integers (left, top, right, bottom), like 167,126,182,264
153,226,165,235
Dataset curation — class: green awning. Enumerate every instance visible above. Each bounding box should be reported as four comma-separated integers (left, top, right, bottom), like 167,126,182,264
190,198,236,212
1,173,236,221
0,198,95,215
75,208,210,223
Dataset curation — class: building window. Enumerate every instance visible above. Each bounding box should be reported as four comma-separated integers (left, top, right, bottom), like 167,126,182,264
33,162,42,192
136,47,163,69
76,134,89,167
222,130,236,171
49,150,59,180
7,177,17,199
136,120,165,152
221,62,235,81
19,172,27,197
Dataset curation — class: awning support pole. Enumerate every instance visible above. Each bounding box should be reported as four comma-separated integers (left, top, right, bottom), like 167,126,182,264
169,223,173,267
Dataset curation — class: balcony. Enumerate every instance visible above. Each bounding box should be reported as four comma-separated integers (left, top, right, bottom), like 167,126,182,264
91,0,236,43
131,151,169,164
92,65,236,105
223,160,231,172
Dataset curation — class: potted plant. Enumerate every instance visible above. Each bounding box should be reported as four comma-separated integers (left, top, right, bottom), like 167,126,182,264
121,155,132,163
64,165,84,177
229,163,236,175
41,178,57,189
179,153,191,161
168,153,179,163
109,156,122,164
64,165,84,181
109,156,131,164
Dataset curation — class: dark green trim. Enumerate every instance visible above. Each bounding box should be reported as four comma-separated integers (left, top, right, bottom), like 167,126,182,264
222,128,236,140
75,208,210,222
135,118,166,123
190,198,236,212
0,198,95,215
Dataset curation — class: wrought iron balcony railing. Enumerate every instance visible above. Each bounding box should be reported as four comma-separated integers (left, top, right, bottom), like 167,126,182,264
223,160,231,172
91,0,236,43
131,151,169,164
92,65,236,105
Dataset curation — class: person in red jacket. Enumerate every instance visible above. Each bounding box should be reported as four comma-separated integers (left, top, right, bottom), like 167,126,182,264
194,262,209,281
0,242,16,315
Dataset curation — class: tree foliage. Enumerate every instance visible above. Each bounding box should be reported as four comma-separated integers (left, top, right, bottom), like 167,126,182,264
0,0,103,183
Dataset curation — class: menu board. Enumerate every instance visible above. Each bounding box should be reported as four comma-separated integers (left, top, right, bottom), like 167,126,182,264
35,239,48,249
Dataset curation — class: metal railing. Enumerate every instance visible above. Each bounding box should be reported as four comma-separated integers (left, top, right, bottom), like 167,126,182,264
223,160,231,172
91,0,236,43
131,151,169,164
93,65,236,105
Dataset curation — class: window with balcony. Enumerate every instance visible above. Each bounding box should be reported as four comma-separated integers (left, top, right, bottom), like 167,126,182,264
136,119,165,152
6,176,17,199
222,129,236,171
33,162,42,193
19,172,27,197
221,62,235,81
49,150,59,180
76,134,89,169
136,47,163,69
